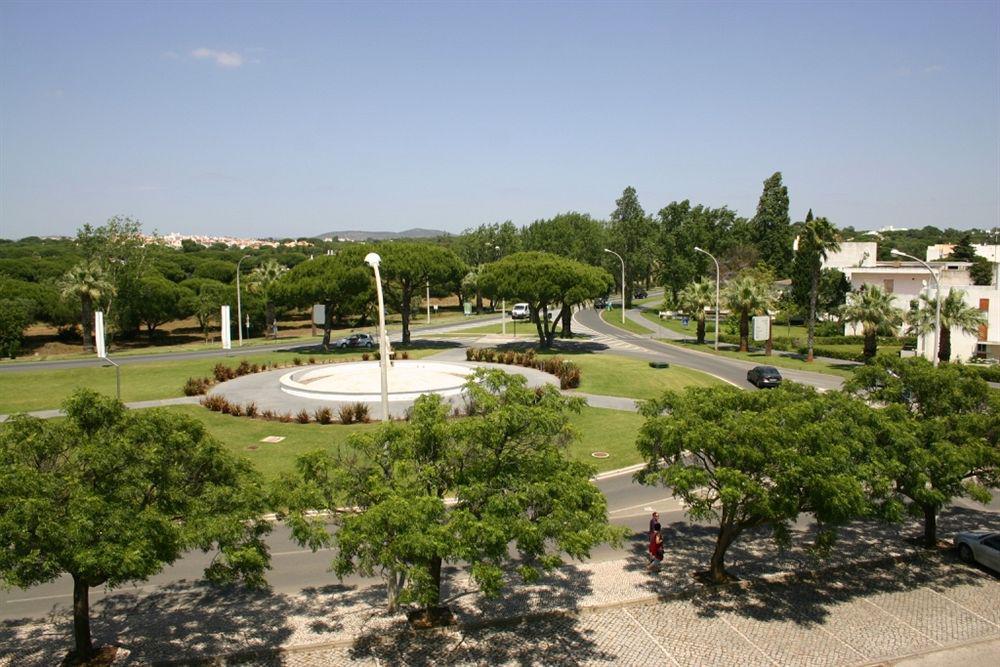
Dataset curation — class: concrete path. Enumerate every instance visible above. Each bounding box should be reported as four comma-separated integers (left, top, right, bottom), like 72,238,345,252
0,396,200,422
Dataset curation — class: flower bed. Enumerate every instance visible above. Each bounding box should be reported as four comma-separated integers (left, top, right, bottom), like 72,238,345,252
464,347,581,389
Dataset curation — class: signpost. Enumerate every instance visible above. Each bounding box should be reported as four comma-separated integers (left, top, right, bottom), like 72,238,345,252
752,315,770,342
94,311,120,400
221,305,232,350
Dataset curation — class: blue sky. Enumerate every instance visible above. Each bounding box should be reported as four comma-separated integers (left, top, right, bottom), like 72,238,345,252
1,1,997,238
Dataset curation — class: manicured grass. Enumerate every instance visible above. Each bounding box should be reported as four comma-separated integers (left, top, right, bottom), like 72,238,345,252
0,347,439,414
640,310,713,336
600,308,654,335
166,403,643,480
535,350,724,400
450,321,537,335
658,339,860,379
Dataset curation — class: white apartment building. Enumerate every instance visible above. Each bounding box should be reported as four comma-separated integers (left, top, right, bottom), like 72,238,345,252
823,242,1000,362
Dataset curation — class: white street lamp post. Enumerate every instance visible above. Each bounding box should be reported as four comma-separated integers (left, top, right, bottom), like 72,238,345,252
365,252,391,420
891,249,941,367
604,248,626,324
236,254,251,347
694,246,721,351
426,280,431,325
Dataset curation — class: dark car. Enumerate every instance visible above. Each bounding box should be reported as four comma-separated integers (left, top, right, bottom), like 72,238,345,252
594,296,608,309
747,365,782,388
333,333,375,349
633,289,648,300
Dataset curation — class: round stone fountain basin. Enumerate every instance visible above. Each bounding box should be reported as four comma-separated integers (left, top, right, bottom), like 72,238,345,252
279,360,475,402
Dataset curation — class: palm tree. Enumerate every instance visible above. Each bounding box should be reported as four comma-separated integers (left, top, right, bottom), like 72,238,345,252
797,216,840,361
840,285,902,360
723,274,775,352
679,278,715,344
907,288,986,362
248,259,288,338
59,261,115,353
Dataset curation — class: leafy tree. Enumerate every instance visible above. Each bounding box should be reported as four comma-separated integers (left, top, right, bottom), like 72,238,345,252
907,288,986,362
723,272,775,351
75,217,150,339
840,285,903,360
750,172,793,277
947,234,977,262
0,390,271,660
607,186,657,308
480,252,613,345
791,215,841,361
635,384,890,582
454,222,521,312
845,357,999,546
133,274,186,339
379,243,466,344
817,268,850,314
58,261,115,352
969,256,994,286
179,278,231,342
248,259,288,338
0,298,31,358
656,201,743,300
678,278,715,344
278,370,624,616
522,212,607,266
271,248,372,349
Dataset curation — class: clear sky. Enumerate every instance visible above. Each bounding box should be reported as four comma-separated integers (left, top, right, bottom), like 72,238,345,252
1,1,997,239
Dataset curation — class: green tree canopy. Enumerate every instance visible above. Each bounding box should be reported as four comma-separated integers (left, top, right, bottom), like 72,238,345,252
840,285,903,360
845,357,999,546
379,242,466,344
635,384,892,582
678,278,715,344
276,370,624,616
791,215,841,361
656,201,743,300
750,172,793,277
521,212,607,266
0,390,271,660
179,278,231,342
723,272,776,352
134,274,186,339
58,260,115,353
248,259,289,337
607,186,657,308
479,251,613,345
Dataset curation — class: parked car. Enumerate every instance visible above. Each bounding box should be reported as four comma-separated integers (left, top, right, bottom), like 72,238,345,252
332,333,375,349
747,365,782,388
955,531,1000,573
633,289,648,300
510,303,531,320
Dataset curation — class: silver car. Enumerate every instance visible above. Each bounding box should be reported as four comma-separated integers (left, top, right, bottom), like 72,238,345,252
954,531,1000,573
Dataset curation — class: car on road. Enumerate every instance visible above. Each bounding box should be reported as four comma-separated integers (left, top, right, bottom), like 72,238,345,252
510,303,531,320
332,333,375,349
633,289,648,300
747,365,782,388
594,296,608,309
955,531,1000,573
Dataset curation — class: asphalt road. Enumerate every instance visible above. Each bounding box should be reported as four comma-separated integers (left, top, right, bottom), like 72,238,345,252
573,307,845,392
0,468,674,622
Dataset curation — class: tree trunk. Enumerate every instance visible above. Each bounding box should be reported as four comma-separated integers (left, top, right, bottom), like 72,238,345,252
938,326,951,363
560,304,572,338
863,332,877,360
72,574,94,659
146,323,156,340
709,525,738,583
922,505,938,548
385,569,405,612
475,288,483,315
739,312,749,352
321,300,333,351
696,317,706,344
266,301,275,339
807,270,819,362
81,295,94,353
400,284,412,345
428,555,443,607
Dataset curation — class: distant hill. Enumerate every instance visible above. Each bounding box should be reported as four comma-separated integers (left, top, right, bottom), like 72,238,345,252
316,228,449,241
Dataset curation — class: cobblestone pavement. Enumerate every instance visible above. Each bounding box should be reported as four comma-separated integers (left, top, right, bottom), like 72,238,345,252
3,507,998,667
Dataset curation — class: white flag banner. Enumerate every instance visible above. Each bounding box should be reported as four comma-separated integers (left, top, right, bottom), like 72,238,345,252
752,315,771,342
221,305,232,350
95,311,107,358
312,304,326,326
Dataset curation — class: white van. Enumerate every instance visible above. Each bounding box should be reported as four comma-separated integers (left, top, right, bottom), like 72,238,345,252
510,303,530,320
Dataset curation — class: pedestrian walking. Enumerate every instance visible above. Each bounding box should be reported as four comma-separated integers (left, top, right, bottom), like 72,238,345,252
646,530,664,572
648,511,661,537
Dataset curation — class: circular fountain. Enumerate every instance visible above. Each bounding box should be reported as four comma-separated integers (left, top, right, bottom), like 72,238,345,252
279,360,476,402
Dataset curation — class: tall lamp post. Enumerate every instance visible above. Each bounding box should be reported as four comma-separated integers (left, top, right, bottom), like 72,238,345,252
693,246,721,351
891,249,941,367
364,252,391,421
604,248,626,324
235,254,251,346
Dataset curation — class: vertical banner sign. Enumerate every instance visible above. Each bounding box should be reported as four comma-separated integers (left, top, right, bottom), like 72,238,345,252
94,311,107,358
312,304,325,326
752,315,771,342
221,305,232,350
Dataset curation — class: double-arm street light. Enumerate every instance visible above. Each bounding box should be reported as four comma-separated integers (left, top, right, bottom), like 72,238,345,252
236,254,251,346
890,248,941,367
693,246,721,351
364,252,391,421
603,248,625,324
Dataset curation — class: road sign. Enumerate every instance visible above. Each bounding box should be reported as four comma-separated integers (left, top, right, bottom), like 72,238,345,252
312,304,325,326
221,305,232,349
752,315,770,342
95,311,106,358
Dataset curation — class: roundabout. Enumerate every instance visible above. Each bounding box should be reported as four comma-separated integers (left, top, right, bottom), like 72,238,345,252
278,360,475,402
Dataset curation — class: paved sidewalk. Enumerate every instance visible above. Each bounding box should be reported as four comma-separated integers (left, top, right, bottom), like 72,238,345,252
0,395,200,422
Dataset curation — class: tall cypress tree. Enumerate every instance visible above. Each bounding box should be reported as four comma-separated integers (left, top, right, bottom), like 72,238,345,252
607,186,656,308
751,172,793,277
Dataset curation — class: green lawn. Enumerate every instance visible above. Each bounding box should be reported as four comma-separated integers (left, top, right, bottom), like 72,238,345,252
600,308,653,335
449,321,538,336
658,339,860,379
535,350,724,400
167,403,644,480
0,347,439,414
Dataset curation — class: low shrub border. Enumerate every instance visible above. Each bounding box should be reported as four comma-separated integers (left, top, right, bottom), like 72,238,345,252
464,347,581,389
